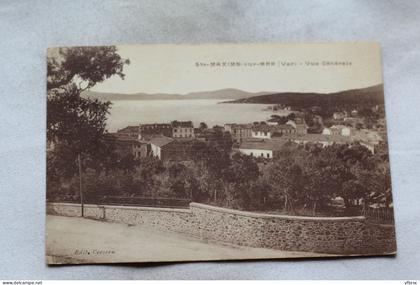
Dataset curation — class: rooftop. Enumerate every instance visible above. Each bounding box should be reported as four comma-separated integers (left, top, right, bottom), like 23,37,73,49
330,125,350,130
252,124,294,132
117,126,139,133
171,120,193,128
149,136,174,147
353,129,383,143
106,133,136,141
239,139,287,151
140,123,171,130
293,134,352,143
225,123,253,129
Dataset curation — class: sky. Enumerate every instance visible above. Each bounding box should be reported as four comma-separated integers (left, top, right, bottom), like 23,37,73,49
91,42,383,95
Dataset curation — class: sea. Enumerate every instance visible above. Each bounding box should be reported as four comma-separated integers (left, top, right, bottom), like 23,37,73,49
106,99,288,132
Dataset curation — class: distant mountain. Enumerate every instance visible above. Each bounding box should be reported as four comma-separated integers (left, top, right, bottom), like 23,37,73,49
81,88,271,101
226,84,384,110
183,89,270,100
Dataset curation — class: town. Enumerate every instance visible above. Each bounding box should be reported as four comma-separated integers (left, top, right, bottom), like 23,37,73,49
109,107,386,162
47,99,391,219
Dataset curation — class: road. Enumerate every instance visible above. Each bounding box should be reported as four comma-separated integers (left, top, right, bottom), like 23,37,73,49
46,215,329,264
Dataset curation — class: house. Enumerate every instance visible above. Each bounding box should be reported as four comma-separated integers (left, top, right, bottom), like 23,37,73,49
105,133,148,159
322,127,335,136
335,125,352,136
212,125,224,132
149,136,200,161
295,123,308,135
343,117,365,127
251,124,296,139
132,142,150,159
291,134,352,147
224,123,253,142
251,124,272,139
116,126,140,140
273,124,296,136
322,125,352,136
266,119,279,126
238,139,286,159
353,129,382,143
150,136,174,159
286,120,308,135
171,121,195,138
165,138,199,161
139,123,172,140
360,141,375,154
352,129,383,153
333,111,347,120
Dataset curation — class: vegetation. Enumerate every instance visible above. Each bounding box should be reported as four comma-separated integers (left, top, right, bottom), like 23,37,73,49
268,113,296,125
46,47,392,220
48,138,392,217
47,46,130,192
229,85,384,119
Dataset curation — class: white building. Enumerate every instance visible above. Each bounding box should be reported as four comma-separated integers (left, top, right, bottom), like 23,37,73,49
293,134,352,147
149,136,174,159
252,129,272,139
171,121,195,138
224,123,253,142
238,139,286,159
322,125,352,136
251,124,296,139
333,111,347,120
352,129,383,154
286,119,308,135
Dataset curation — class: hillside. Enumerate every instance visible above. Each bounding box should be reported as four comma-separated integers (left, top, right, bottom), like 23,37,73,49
226,85,384,115
82,88,270,101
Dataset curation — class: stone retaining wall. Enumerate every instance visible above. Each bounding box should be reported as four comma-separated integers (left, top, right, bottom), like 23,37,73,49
47,202,396,255
189,203,396,254
47,202,193,234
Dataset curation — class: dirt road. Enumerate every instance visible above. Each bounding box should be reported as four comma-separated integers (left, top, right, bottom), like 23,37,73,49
46,215,328,264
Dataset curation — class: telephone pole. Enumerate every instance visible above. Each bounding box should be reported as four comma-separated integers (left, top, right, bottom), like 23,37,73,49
78,153,84,217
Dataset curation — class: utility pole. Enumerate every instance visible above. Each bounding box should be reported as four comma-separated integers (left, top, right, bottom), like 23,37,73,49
190,182,193,203
78,153,84,217
214,188,217,204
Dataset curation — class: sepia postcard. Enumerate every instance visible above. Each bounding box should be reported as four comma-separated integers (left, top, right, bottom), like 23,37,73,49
46,42,396,264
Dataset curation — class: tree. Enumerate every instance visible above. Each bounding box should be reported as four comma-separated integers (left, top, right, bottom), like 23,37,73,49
206,128,233,154
303,154,346,214
47,46,130,203
47,85,111,155
47,46,129,91
47,46,130,173
221,153,260,209
269,114,288,124
47,46,129,147
199,122,208,130
164,162,191,198
132,157,165,197
286,112,296,121
265,158,305,213
224,153,260,183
